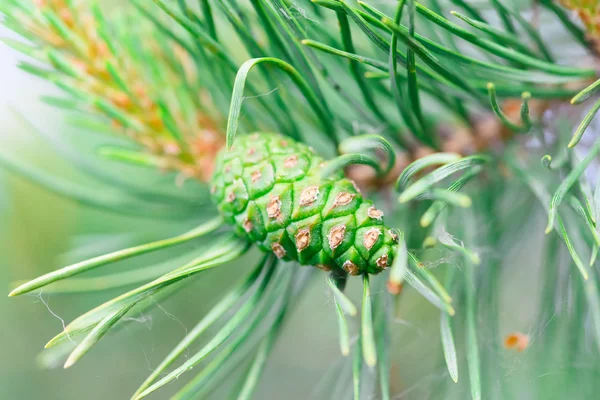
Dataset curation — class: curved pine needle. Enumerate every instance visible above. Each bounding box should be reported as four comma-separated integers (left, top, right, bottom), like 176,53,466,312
226,57,337,149
211,0,302,140
487,83,532,133
9,218,223,297
571,78,600,105
396,152,461,191
541,155,552,169
151,0,286,130
420,167,481,227
338,134,396,176
541,148,568,170
520,92,533,128
546,140,600,234
321,154,381,178
568,99,600,148
399,155,489,203
422,189,472,208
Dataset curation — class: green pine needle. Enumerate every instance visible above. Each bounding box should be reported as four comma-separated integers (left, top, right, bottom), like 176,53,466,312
9,218,223,297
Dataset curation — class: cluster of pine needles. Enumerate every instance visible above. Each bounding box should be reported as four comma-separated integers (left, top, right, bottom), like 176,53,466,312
3,0,600,399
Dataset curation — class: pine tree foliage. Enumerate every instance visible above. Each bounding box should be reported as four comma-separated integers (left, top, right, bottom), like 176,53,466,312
2,0,600,399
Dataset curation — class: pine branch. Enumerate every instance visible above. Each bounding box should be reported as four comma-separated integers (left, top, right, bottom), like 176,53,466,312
4,0,225,181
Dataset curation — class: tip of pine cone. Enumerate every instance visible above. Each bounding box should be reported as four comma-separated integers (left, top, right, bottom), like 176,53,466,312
345,151,410,191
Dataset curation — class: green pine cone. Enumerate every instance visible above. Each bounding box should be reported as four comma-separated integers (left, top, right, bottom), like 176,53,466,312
210,132,398,275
